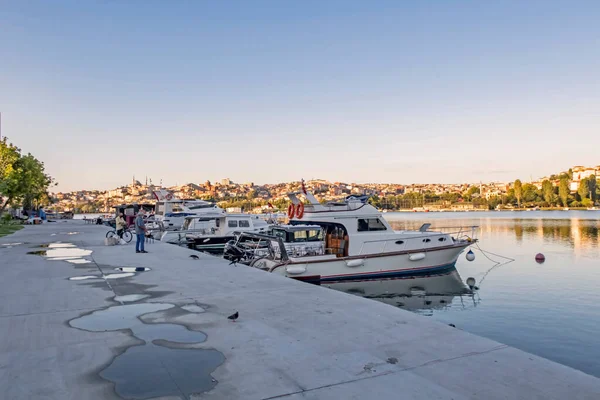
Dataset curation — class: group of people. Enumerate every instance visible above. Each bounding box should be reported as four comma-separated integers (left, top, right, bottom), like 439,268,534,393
114,211,148,254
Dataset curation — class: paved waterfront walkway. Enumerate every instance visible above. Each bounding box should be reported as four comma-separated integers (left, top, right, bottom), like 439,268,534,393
1,222,600,399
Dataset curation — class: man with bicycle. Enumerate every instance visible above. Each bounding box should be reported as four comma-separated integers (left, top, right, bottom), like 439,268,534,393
115,213,127,239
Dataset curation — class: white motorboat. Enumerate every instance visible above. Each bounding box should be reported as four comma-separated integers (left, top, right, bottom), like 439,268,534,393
224,190,477,283
152,190,224,230
161,213,271,253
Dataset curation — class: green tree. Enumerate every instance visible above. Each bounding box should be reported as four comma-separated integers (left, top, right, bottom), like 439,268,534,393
568,168,573,180
588,175,597,202
542,180,554,205
514,179,523,208
0,138,55,213
522,183,540,204
559,177,570,207
578,177,590,200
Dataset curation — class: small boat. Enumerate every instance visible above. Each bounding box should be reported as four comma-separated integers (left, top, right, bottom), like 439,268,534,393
161,214,271,254
152,189,225,230
224,190,477,283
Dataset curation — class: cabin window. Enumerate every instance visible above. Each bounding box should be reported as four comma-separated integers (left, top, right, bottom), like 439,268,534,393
228,220,238,228
272,229,286,240
239,220,250,228
438,237,446,242
307,229,323,242
423,238,431,243
357,218,387,232
293,230,308,242
171,204,184,212
395,240,404,245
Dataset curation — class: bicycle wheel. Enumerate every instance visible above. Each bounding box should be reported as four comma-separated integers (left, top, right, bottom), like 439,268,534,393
106,230,117,239
122,230,133,243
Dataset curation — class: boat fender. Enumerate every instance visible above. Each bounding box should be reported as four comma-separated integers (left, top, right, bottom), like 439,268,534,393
286,266,307,275
287,204,295,219
409,253,426,261
296,203,305,219
345,259,365,268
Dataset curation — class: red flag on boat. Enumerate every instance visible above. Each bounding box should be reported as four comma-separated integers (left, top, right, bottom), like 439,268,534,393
268,202,274,208
301,179,307,195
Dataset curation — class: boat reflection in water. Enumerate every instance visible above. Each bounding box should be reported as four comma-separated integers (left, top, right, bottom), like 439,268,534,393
325,268,476,315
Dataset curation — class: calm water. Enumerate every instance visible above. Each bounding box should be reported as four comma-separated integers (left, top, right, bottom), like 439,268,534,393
336,210,600,378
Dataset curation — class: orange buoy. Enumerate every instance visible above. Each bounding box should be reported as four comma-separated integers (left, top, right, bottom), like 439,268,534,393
296,203,305,219
287,204,295,219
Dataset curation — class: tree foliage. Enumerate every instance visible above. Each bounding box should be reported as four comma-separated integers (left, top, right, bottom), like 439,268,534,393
513,179,523,208
0,137,55,213
559,177,570,207
578,178,590,200
542,180,554,205
588,175,597,202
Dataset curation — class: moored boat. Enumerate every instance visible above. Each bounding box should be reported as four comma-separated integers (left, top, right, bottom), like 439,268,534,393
224,189,477,283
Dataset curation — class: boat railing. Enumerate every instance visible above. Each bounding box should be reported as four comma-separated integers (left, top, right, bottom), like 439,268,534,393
357,226,479,256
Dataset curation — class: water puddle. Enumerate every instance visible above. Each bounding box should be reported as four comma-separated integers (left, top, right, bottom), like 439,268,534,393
69,275,99,281
116,267,151,272
69,303,224,398
28,242,92,264
114,294,150,303
69,273,135,281
181,305,206,313
103,273,135,279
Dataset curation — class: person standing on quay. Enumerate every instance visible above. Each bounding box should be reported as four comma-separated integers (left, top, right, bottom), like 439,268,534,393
135,211,148,253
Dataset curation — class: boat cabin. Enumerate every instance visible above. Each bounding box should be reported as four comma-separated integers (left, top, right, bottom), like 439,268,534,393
182,213,270,236
270,225,327,258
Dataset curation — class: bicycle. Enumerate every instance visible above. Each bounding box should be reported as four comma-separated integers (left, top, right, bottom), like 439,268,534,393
106,227,133,243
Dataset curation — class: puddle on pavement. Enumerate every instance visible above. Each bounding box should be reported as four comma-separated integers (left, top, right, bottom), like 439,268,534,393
103,272,135,279
28,242,92,264
116,267,151,272
114,294,150,303
181,305,206,313
69,275,100,281
70,303,224,398
69,273,135,281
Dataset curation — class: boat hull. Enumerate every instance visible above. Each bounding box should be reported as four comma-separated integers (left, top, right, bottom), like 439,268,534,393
268,244,470,283
187,236,234,254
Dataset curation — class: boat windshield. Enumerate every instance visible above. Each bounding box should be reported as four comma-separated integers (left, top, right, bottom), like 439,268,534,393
272,228,323,243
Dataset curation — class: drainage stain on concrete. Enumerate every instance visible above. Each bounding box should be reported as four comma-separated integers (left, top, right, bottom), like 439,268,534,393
28,250,48,256
69,303,224,399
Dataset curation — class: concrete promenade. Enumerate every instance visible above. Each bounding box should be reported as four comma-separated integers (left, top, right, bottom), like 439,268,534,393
1,222,600,399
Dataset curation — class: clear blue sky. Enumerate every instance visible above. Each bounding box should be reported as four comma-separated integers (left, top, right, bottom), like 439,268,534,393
1,1,599,192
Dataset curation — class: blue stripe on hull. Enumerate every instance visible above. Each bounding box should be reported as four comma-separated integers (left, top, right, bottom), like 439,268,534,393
319,262,457,283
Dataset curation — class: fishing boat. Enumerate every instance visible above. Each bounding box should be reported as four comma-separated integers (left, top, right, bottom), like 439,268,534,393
224,189,477,283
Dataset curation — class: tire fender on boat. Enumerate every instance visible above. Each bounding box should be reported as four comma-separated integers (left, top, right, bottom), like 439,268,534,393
286,265,307,275
408,253,426,261
345,259,365,267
